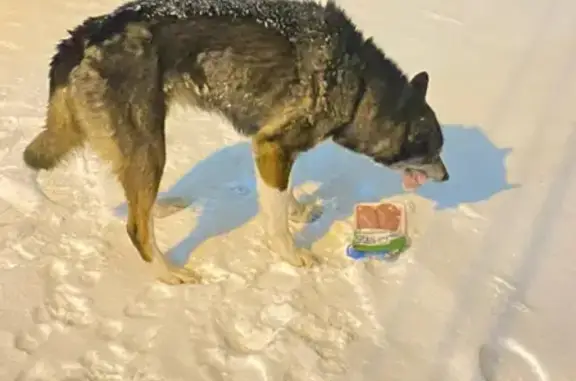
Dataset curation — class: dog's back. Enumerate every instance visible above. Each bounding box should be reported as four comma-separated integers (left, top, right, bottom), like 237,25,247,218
25,0,357,159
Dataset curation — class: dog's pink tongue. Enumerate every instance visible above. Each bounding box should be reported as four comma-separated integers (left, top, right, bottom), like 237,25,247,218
402,170,427,191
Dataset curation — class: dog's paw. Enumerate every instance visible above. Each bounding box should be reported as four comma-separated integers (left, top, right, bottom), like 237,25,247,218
153,197,192,219
289,199,323,224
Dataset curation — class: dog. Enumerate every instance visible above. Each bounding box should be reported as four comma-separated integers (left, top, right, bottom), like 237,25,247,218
22,0,449,284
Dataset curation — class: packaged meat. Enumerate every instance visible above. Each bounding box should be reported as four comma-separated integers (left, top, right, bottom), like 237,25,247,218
347,201,409,260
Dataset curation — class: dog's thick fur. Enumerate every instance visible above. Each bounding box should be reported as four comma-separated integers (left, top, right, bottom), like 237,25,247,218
23,0,449,284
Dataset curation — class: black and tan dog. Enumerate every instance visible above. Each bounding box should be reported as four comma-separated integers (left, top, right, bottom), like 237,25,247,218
23,0,449,284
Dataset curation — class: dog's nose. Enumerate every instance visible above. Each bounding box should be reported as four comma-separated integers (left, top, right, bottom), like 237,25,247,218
428,157,449,182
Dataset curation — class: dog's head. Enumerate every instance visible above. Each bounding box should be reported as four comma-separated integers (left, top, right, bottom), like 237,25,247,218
332,69,449,191
375,71,449,190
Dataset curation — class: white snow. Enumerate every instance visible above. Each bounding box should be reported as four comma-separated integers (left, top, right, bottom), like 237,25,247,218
1,0,576,380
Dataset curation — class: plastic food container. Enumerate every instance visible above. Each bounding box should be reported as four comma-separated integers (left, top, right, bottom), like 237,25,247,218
346,201,410,260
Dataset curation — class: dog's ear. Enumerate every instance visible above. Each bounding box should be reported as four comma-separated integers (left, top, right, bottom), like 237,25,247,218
410,71,429,100
397,71,429,113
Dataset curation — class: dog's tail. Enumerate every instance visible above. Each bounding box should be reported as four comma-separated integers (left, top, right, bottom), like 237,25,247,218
23,17,104,171
22,89,82,170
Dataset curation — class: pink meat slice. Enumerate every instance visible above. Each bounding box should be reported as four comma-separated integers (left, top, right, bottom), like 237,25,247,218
402,169,428,191
355,203,403,231
375,203,402,231
356,205,378,229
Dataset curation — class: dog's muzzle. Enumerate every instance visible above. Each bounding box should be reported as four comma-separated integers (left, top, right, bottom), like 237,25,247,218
389,155,449,191
422,156,449,182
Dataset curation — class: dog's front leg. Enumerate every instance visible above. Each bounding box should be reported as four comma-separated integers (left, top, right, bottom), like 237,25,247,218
288,189,323,223
252,138,317,267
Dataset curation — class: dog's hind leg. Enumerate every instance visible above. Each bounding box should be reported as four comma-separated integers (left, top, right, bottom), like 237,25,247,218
23,87,85,171
82,111,199,284
67,26,199,284
117,137,200,285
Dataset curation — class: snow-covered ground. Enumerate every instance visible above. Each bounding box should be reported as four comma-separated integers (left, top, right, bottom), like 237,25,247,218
1,0,575,380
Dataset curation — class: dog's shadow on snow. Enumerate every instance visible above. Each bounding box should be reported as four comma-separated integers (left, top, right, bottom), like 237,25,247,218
115,125,517,265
